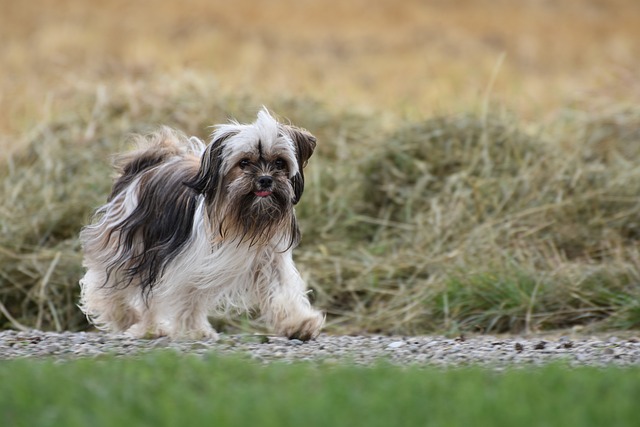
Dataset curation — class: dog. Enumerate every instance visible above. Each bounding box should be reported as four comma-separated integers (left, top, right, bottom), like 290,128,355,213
79,109,324,341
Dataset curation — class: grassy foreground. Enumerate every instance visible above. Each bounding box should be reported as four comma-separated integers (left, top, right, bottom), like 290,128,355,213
1,351,639,427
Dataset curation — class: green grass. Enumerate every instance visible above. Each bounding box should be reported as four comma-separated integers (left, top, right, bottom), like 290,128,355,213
1,351,639,427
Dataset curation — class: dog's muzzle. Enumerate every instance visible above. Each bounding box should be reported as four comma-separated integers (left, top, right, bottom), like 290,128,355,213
255,175,273,197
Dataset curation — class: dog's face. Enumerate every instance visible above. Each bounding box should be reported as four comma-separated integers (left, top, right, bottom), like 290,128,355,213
186,109,316,245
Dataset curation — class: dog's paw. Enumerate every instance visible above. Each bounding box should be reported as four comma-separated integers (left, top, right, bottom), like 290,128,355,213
180,328,219,342
125,323,168,340
277,311,325,342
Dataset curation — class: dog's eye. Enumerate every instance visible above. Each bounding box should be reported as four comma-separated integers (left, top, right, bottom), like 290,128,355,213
239,159,251,169
274,158,286,170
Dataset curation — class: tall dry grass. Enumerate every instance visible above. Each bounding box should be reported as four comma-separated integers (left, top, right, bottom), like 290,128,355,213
2,0,640,138
1,0,640,334
1,76,639,334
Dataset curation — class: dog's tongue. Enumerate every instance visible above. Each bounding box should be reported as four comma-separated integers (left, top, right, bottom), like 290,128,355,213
255,190,272,197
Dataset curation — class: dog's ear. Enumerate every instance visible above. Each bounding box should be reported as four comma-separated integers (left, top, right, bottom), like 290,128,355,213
281,125,317,205
185,130,237,199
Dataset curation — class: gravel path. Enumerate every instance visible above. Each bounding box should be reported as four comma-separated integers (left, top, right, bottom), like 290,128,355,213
2,330,640,367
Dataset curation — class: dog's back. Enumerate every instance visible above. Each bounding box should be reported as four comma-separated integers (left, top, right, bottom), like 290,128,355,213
108,128,202,198
79,129,205,326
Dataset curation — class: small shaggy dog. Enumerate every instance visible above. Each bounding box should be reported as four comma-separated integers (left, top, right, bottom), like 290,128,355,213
79,109,324,340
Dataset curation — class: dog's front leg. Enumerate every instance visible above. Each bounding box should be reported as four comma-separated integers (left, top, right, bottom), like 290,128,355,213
260,252,324,341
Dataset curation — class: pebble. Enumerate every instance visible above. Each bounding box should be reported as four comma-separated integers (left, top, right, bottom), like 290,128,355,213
1,330,640,368
387,341,405,349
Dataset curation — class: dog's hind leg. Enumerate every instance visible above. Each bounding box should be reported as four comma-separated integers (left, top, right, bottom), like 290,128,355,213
170,296,218,340
151,286,218,340
79,269,140,332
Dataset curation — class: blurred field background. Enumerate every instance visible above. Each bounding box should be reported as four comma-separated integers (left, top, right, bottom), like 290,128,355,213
1,0,640,334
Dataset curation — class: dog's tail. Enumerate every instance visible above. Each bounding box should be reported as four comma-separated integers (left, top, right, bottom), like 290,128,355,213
108,127,206,201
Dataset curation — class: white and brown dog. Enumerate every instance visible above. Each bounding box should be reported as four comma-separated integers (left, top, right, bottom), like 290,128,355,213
79,109,324,340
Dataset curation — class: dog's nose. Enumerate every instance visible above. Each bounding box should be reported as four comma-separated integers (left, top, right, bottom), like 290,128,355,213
258,176,273,188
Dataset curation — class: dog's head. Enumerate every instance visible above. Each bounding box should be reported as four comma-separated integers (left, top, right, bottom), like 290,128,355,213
186,108,316,245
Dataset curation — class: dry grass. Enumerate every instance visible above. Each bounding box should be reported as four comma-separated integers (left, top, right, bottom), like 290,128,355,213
299,107,640,334
2,77,640,334
1,0,640,334
2,0,640,138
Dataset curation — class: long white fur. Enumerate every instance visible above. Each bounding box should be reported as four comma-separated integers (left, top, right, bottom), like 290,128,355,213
216,110,300,178
79,110,323,340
